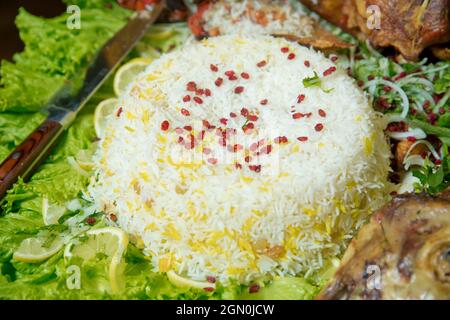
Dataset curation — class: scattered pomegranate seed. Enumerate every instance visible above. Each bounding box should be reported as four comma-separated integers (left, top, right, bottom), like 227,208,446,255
193,96,203,104
393,72,407,81
439,107,445,115
229,74,238,81
86,217,96,225
181,108,190,116
160,120,170,131
281,47,289,53
243,122,254,133
116,107,123,117
420,151,428,159
249,284,260,293
241,108,249,117
297,136,308,142
228,144,243,152
318,109,326,117
435,159,442,165
323,66,336,76
198,130,206,140
292,112,303,119
230,112,237,118
260,99,268,105
368,75,375,81
249,165,261,173
184,125,192,131
241,72,250,79
186,81,197,91
330,55,338,62
304,60,310,67
383,85,392,92
288,53,296,60
183,95,191,102
109,214,117,222
247,114,258,122
210,64,218,72
225,70,235,77
220,118,228,125
235,163,243,170
261,145,272,154
406,136,416,142
274,136,288,144
196,88,204,96
178,136,184,144
206,276,216,283
297,94,305,103
257,60,267,67
207,158,218,165
315,123,324,132
204,287,215,292
205,88,211,97
215,77,223,87
245,156,252,163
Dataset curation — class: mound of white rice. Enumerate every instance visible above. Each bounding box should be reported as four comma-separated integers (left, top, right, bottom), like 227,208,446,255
88,35,391,284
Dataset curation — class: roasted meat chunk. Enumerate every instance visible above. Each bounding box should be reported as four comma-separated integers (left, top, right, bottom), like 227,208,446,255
299,0,450,61
317,191,450,300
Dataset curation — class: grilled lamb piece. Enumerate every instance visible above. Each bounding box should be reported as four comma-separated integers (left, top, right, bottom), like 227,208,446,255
299,0,450,61
317,191,450,300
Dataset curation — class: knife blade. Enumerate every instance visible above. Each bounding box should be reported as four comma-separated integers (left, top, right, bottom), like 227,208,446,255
0,3,164,200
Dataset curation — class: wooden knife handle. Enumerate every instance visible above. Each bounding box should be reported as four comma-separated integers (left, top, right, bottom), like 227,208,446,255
0,119,63,199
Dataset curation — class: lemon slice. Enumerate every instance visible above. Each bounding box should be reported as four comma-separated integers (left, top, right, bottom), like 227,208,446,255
75,148,95,170
167,271,216,290
94,98,119,138
13,235,64,263
113,57,153,96
42,197,66,225
65,227,129,293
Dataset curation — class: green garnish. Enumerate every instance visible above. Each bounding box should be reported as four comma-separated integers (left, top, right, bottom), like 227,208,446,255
302,72,334,93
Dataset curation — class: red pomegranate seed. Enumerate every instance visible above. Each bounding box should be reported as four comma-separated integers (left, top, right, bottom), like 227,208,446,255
241,108,249,117
228,144,243,152
193,96,203,104
234,86,244,94
196,88,204,96
297,94,305,103
220,118,228,125
318,109,326,117
292,113,303,119
183,95,191,102
315,123,324,131
245,156,252,163
205,88,211,97
198,130,206,140
204,287,215,292
186,81,197,91
229,75,238,81
247,114,258,122
241,72,250,79
439,107,445,115
304,60,310,67
160,120,170,131
323,66,336,76
109,214,117,222
184,125,192,131
207,158,218,165
330,55,338,62
249,165,261,173
178,136,184,144
288,53,296,60
116,107,123,117
181,108,190,116
257,60,267,67
260,99,268,105
249,284,260,293
86,217,96,225
235,163,242,169
368,75,375,81
207,276,216,283
297,136,308,142
274,136,288,144
435,159,442,165
243,122,254,132
210,64,218,72
281,47,289,53
215,77,223,87
230,112,237,118
407,136,416,142
262,145,272,154
224,70,235,77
